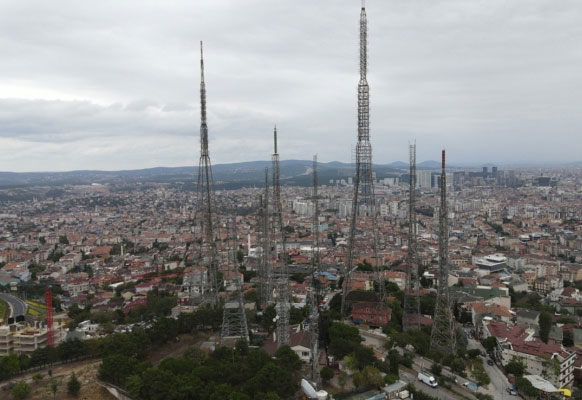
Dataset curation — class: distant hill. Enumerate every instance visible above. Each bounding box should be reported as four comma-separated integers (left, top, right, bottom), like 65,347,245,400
0,158,471,189
0,160,405,189
417,160,441,169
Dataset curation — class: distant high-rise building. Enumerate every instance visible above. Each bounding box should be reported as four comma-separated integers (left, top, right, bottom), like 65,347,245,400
482,166,488,179
417,170,432,188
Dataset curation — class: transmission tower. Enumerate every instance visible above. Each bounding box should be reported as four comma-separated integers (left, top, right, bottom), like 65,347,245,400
430,150,456,353
403,143,421,330
341,1,384,318
196,41,219,306
258,169,272,309
272,127,290,347
220,217,250,345
309,154,321,383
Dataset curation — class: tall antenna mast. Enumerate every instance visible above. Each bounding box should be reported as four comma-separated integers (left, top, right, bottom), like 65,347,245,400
196,41,219,306
342,2,383,318
272,126,290,347
404,143,421,330
430,150,456,352
309,154,321,383
259,170,272,309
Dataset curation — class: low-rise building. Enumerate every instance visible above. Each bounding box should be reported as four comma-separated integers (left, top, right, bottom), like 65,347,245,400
351,301,391,327
485,320,576,388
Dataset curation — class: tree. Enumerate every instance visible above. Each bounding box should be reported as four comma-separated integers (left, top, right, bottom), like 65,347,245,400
11,382,31,399
564,330,574,347
481,336,497,353
275,346,302,371
362,366,383,388
539,312,552,343
50,380,59,400
505,359,526,377
67,372,81,396
125,375,143,399
352,371,365,388
516,377,540,397
430,363,442,377
388,350,400,376
320,366,334,383
184,346,207,366
261,305,277,332
338,372,348,391
328,322,361,358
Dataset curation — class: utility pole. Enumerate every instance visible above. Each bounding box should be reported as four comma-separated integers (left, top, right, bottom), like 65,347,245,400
197,41,219,306
342,1,383,319
430,150,456,353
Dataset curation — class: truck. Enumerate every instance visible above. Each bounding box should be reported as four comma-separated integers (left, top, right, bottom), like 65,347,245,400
417,371,438,388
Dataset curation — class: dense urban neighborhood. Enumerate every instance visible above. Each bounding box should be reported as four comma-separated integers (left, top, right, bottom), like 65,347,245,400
0,163,581,399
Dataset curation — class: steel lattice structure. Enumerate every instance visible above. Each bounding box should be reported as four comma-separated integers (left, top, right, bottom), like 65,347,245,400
259,169,272,309
430,150,456,353
341,2,384,318
272,127,290,347
220,217,250,345
403,143,421,330
197,41,219,306
309,154,321,383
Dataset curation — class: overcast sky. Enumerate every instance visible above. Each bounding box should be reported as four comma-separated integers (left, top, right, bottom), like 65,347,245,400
0,0,581,172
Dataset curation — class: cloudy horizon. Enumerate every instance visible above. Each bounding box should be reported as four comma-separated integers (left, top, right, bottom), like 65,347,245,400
1,0,581,172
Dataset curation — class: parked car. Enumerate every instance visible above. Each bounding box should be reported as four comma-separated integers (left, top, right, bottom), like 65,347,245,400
506,387,517,396
487,359,494,366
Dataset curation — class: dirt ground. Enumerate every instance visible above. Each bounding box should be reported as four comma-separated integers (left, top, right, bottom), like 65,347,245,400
0,332,212,399
147,332,210,365
1,360,114,400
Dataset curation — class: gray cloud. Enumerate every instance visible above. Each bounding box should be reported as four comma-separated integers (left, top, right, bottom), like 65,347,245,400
0,0,581,171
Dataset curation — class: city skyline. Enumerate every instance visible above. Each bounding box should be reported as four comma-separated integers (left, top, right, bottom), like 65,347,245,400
1,0,581,172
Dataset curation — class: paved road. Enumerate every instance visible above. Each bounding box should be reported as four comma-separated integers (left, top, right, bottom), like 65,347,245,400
410,356,479,400
468,338,511,399
400,369,479,400
0,293,27,317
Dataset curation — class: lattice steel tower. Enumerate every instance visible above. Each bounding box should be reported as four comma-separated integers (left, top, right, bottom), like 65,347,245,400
197,41,219,306
430,150,456,353
341,1,384,318
403,143,421,330
309,154,321,383
258,169,272,309
272,127,290,347
220,217,250,344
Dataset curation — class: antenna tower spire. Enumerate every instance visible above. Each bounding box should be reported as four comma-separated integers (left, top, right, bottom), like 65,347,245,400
272,126,290,347
196,41,219,306
309,154,321,383
403,143,421,330
342,2,384,319
430,150,456,352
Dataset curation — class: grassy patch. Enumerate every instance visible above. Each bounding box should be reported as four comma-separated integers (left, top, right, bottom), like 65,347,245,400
26,299,46,316
0,298,8,323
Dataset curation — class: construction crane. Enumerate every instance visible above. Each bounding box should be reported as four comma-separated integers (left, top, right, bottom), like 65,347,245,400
45,286,54,347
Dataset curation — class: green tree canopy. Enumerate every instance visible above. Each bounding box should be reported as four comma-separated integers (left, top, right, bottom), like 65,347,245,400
539,312,552,343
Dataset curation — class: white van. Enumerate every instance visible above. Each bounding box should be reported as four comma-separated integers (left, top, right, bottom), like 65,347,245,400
417,371,438,388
